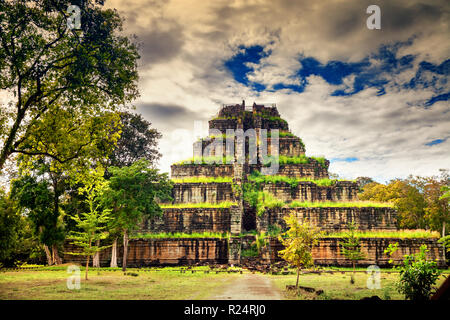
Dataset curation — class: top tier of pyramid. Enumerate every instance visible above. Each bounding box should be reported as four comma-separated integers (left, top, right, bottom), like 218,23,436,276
172,101,331,182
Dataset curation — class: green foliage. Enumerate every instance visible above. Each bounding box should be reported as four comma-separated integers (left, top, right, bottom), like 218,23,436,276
106,112,162,170
384,242,399,264
437,235,450,253
248,171,352,187
326,229,439,239
289,200,394,208
131,232,229,239
0,0,139,171
10,175,65,249
66,168,111,260
340,222,366,262
104,159,173,233
160,201,237,208
278,215,324,273
263,155,327,168
174,156,234,165
0,189,22,265
339,222,366,283
171,176,233,183
395,245,442,300
359,172,450,233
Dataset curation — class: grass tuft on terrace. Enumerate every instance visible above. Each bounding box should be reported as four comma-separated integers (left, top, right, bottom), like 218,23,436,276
324,229,440,239
131,232,229,239
288,201,394,208
160,201,237,209
171,176,232,183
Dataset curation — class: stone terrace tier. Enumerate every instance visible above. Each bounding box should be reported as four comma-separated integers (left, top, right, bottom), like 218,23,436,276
171,162,329,179
170,180,358,204
257,207,398,232
172,182,234,203
193,136,306,158
209,102,289,132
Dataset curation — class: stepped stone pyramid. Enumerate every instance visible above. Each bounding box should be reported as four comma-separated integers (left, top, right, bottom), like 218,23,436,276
143,101,398,235
64,102,445,267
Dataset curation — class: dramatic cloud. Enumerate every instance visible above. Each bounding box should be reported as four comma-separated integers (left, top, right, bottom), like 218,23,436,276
106,0,450,181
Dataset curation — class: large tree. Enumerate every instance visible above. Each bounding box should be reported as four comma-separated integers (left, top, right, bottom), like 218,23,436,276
103,159,173,271
106,112,162,170
0,0,139,171
10,172,65,265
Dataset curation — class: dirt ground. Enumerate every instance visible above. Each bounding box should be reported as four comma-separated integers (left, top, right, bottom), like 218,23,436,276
211,272,282,300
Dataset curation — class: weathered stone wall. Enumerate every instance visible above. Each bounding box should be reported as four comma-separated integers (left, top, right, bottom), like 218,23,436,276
258,207,397,232
261,181,358,202
63,238,229,267
171,164,233,178
264,163,330,179
172,182,234,203
268,237,446,267
139,207,231,233
197,137,305,158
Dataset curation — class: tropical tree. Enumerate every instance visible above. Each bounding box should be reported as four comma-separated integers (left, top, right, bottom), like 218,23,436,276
66,167,111,280
0,0,139,171
103,159,173,271
10,174,65,265
105,112,162,171
278,215,323,291
340,222,366,284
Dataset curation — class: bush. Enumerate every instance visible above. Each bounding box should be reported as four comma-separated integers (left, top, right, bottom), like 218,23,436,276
396,245,441,300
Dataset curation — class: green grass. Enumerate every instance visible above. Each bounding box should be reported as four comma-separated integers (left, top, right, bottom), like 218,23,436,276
269,270,448,300
160,201,237,208
0,268,239,300
324,229,440,239
263,155,327,168
171,176,233,183
173,156,234,165
248,171,352,187
288,200,394,208
131,232,229,239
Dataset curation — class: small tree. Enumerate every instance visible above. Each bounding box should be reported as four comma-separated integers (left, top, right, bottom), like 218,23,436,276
103,159,173,271
396,245,442,300
66,168,111,280
340,222,366,284
278,215,323,291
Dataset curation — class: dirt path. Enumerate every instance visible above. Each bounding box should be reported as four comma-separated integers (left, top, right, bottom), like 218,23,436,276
210,272,283,300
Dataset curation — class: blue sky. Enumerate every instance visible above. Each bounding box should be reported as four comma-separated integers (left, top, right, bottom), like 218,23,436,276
106,0,450,183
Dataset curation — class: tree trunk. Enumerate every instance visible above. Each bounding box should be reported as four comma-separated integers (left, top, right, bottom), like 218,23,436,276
443,221,446,261
352,261,356,284
43,244,53,265
122,229,129,272
295,267,300,289
85,255,89,280
110,237,118,268
52,244,62,265
93,240,100,268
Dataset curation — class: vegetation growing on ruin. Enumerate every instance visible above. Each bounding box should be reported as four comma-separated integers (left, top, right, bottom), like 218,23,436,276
174,156,234,165
171,177,233,183
324,229,440,239
131,232,229,239
288,201,394,208
248,171,352,188
160,201,237,208
263,155,327,168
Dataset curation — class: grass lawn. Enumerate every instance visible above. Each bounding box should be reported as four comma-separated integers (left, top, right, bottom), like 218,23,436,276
1,266,448,300
269,269,450,300
0,267,239,300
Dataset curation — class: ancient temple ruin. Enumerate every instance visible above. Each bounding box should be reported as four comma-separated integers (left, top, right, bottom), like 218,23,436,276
63,101,445,267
